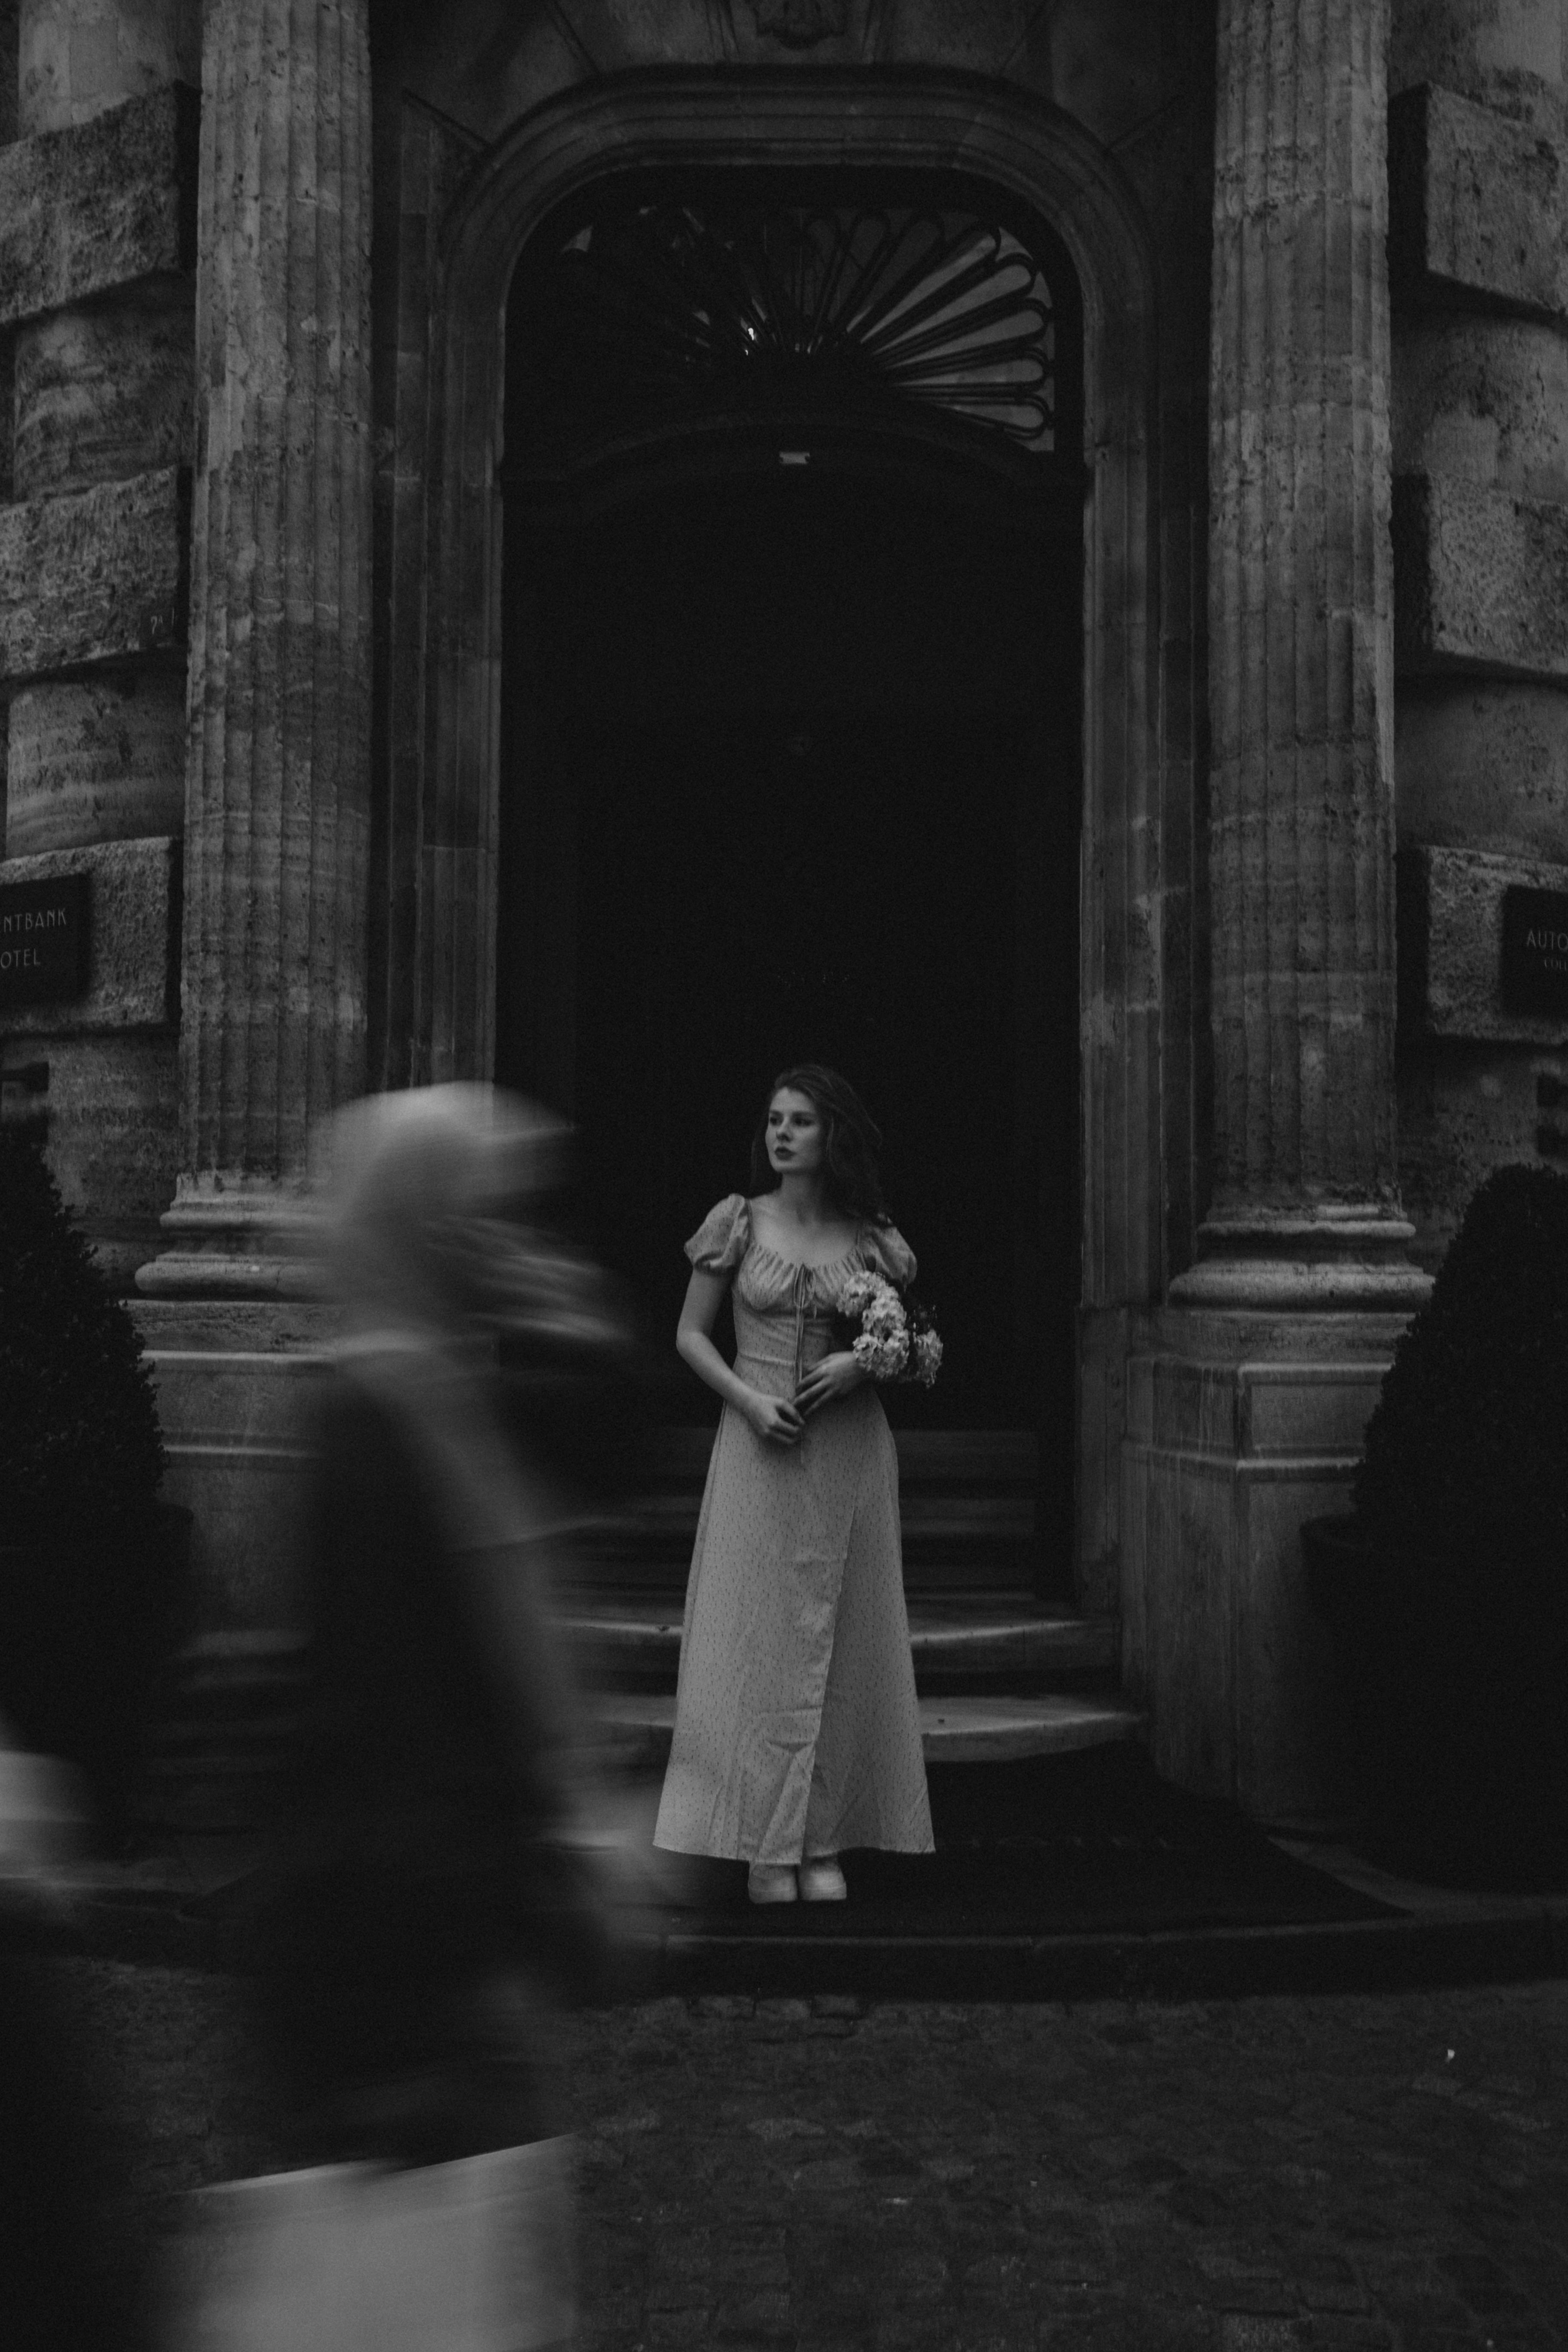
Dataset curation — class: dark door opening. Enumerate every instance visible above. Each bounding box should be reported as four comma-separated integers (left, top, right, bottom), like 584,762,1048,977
496,172,1084,1586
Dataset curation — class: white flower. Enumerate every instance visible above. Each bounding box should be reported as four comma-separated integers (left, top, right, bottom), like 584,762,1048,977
841,1268,914,1380
913,1329,943,1388
839,1269,881,1317
852,1328,909,1379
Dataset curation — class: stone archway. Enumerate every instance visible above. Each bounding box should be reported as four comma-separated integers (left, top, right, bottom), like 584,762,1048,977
396,69,1161,1594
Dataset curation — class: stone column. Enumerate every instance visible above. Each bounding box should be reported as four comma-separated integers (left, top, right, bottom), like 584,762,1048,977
1123,0,1429,1829
139,0,372,1294
1176,0,1427,1309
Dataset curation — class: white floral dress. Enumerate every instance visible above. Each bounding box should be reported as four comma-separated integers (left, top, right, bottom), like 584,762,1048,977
653,1194,934,1865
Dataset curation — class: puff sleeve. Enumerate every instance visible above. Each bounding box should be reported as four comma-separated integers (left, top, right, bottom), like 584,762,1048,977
684,1193,751,1273
861,1221,917,1285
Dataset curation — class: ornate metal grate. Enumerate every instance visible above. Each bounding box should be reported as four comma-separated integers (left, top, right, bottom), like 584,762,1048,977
510,195,1063,468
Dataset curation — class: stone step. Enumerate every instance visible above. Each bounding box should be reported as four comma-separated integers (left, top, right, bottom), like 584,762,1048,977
570,1501,1039,1586
573,1549,1041,1595
560,1597,1117,1690
134,1596,1130,1831
561,1427,1048,1593
144,1714,300,1761
178,1630,311,1670
587,1692,1145,1770
134,1766,280,1834
168,1629,310,1699
134,1636,308,1825
585,1494,1038,1544
642,1427,1040,1483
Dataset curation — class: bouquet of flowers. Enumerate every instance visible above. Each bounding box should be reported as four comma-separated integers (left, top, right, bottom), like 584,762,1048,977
835,1269,943,1389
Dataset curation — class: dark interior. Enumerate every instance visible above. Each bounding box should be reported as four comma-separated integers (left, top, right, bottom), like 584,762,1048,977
497,176,1084,1548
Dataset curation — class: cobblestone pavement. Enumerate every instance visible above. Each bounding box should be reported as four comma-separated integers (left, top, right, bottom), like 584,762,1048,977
48,1966,1568,2350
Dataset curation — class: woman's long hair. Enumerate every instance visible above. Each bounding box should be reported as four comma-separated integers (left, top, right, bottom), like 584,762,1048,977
748,1064,891,1226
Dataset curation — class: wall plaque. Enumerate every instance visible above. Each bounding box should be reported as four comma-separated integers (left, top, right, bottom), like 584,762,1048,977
0,873,89,1008
1501,885,1568,1017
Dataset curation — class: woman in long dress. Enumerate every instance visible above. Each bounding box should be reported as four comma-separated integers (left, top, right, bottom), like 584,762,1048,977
653,1065,934,1903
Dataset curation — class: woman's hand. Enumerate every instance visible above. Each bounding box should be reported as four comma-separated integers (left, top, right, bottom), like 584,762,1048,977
744,1390,805,1446
793,1351,867,1418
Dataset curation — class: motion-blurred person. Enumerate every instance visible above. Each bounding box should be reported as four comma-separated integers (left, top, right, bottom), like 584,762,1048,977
0,1723,143,2349
180,1084,628,2350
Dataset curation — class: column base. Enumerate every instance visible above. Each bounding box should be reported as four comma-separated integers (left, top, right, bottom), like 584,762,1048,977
131,1297,340,1627
1121,1301,1422,1831
135,1176,323,1300
1169,1206,1433,1311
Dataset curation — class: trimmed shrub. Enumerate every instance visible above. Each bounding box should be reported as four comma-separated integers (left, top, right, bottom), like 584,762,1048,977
0,1129,187,1844
1356,1163,1568,1582
1348,1164,1568,1880
0,1127,167,1544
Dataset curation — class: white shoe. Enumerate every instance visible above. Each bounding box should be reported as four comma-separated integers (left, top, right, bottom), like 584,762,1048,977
747,1863,799,1905
798,1857,847,1903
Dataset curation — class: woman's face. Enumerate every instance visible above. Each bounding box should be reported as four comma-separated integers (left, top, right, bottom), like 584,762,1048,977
766,1089,826,1179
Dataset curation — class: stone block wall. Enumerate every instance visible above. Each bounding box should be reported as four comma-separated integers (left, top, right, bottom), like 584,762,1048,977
0,0,198,1288
0,2,16,835
1390,3,1568,1262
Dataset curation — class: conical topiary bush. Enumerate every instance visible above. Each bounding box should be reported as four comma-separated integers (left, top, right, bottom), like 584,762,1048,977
1356,1163,1568,1584
0,1127,190,1844
1346,1163,1568,1881
1,1127,167,1544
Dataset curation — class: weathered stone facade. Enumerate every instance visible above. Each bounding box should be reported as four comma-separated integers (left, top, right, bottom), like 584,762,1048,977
1389,0,1568,1254
1,0,1562,1821
0,0,196,1283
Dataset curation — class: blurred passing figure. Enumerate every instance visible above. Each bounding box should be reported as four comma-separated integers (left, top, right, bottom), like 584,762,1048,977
0,1721,135,2350
176,1083,621,2351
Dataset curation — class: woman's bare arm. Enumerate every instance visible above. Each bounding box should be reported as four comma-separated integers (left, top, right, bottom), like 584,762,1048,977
677,1268,803,1445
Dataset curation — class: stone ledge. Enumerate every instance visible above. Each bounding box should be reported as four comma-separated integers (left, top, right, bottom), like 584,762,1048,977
34,1874,1568,1993
0,836,179,1033
1393,472,1568,679
0,84,198,331
1400,841,1568,1043
558,1600,1120,1687
0,466,187,686
1126,1358,1390,1461
589,1693,1146,1770
1390,83,1568,318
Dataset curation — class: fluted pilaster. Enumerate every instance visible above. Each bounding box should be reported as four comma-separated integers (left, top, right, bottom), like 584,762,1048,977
1178,0,1425,1308
141,0,371,1294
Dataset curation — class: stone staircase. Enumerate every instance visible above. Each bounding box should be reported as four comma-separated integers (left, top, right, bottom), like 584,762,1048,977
562,1426,1144,1773
134,1630,311,1836
131,1430,1142,1833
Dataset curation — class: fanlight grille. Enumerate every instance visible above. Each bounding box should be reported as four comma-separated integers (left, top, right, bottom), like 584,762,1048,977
512,199,1060,465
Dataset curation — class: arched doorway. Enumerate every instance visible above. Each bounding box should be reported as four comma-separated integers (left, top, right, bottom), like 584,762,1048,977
495,173,1084,1575
401,74,1161,1607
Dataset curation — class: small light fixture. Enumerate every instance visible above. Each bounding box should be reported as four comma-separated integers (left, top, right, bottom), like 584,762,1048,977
778,450,811,467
